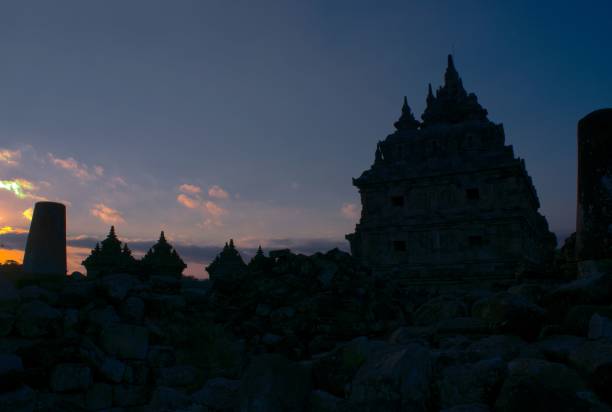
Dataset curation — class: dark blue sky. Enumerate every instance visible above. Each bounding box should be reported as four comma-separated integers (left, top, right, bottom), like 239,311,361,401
0,1,611,274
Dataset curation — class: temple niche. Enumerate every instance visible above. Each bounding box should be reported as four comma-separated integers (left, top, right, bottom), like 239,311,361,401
346,55,557,283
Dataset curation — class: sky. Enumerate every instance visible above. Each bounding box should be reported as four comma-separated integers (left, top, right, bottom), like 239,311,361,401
0,1,611,277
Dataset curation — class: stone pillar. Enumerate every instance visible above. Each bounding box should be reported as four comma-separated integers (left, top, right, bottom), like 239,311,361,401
23,201,66,276
576,109,612,267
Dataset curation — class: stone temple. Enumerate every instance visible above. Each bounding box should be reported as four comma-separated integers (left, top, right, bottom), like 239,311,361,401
346,55,557,283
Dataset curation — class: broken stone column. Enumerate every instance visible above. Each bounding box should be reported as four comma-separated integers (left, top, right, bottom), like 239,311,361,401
576,109,612,274
23,201,67,276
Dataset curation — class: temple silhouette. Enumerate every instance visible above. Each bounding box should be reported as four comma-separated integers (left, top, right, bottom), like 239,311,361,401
346,55,557,283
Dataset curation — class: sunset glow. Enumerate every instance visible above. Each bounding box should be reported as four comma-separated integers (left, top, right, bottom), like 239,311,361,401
0,179,36,199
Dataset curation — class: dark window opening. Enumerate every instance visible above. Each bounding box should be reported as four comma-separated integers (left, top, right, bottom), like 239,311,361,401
469,236,484,246
393,241,407,252
466,188,480,200
391,196,404,207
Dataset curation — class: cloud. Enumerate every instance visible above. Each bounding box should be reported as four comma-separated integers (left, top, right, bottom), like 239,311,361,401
110,176,128,187
204,201,227,218
208,185,229,199
0,149,21,166
341,203,360,220
0,231,27,249
22,208,33,221
90,203,125,224
0,226,27,235
177,194,200,209
48,153,98,181
179,184,202,194
0,178,43,200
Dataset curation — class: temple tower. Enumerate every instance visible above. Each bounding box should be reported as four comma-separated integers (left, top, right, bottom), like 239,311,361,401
346,56,556,283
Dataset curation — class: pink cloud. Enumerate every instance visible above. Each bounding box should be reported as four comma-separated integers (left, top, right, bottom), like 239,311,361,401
179,184,202,194
341,203,360,220
205,201,227,217
48,153,96,181
177,194,200,209
0,149,21,166
110,176,128,188
208,185,229,199
91,203,124,224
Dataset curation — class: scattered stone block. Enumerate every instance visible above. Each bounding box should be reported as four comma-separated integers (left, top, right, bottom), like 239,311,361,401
349,343,432,411
0,385,36,412
0,279,20,310
191,377,240,410
50,363,92,392
472,292,544,340
15,300,61,337
240,354,311,412
437,357,506,409
147,346,176,368
588,313,612,339
466,335,528,362
414,296,467,326
569,340,612,403
150,386,191,410
113,384,149,407
119,296,145,323
495,358,592,411
0,311,15,336
155,365,199,388
309,389,350,412
101,324,149,360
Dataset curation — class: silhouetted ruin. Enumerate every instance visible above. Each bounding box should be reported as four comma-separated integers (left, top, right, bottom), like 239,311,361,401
347,55,557,283
81,226,137,277
141,231,187,277
23,201,66,276
576,108,612,272
205,239,247,282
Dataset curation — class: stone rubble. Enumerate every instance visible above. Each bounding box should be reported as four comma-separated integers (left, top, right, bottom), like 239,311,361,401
0,245,610,411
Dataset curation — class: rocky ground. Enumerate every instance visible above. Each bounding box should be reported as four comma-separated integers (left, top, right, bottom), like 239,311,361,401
1,249,612,411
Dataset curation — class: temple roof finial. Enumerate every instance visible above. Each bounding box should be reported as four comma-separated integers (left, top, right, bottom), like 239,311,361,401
447,54,455,71
393,96,420,131
426,83,435,106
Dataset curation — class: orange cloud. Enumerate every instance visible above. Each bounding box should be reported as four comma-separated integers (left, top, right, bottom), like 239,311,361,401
0,149,21,166
91,203,124,224
179,184,202,194
205,201,227,217
341,203,360,220
208,185,229,199
48,153,98,181
0,226,27,235
177,194,200,209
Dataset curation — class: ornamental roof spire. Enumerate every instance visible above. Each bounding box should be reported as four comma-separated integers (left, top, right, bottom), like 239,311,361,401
421,54,488,127
393,96,420,131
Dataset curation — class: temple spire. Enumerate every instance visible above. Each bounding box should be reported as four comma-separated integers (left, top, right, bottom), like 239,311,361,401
421,54,487,126
393,96,420,131
426,83,435,107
